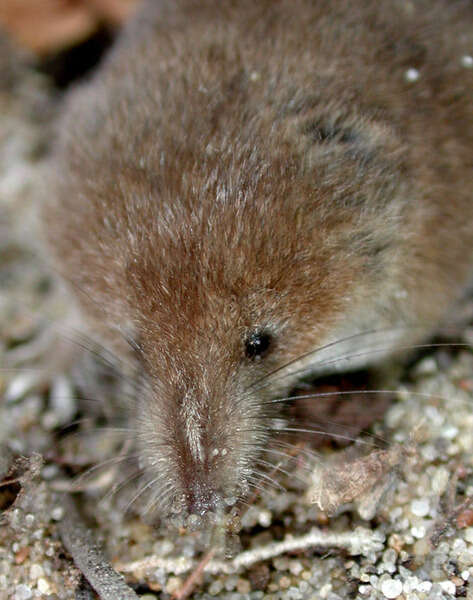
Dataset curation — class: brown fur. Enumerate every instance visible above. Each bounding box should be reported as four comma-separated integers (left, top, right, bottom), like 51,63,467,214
44,0,473,517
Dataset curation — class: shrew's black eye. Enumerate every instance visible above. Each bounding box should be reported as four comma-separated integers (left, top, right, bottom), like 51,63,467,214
245,331,272,361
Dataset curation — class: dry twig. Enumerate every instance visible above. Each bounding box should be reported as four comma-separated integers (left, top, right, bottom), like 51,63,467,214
58,493,139,600
116,526,384,578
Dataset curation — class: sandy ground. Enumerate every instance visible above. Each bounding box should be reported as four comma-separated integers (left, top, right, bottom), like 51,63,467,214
1,35,473,600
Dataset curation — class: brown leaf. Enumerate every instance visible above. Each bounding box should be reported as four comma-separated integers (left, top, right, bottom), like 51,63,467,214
0,0,139,56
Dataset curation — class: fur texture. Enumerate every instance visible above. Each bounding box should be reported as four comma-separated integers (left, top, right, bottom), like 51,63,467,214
44,0,473,517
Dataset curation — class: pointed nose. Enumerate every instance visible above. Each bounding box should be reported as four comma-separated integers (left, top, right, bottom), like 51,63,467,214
186,481,220,516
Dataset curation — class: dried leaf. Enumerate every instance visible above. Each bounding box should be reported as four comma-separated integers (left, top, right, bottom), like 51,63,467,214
0,0,139,55
308,443,415,516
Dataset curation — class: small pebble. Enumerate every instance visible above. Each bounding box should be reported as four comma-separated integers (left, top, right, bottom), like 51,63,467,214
225,575,238,591
411,499,430,517
41,464,59,480
425,405,444,426
14,585,33,600
404,576,420,594
9,437,26,453
380,578,403,599
413,357,437,375
461,570,470,581
24,514,35,527
438,580,456,595
447,442,460,456
5,373,37,403
29,564,44,580
461,55,473,68
421,445,438,461
299,581,310,593
51,506,64,521
441,424,458,440
37,578,52,595
273,557,289,571
158,540,174,555
258,509,271,527
279,576,291,589
463,527,473,543
452,538,467,553
318,583,332,598
411,525,426,539
165,576,182,594
41,411,59,430
49,375,77,425
236,578,251,594
385,404,405,428
289,561,303,576
416,581,432,593
431,467,449,495
249,563,270,590
458,551,473,566
14,546,30,564
208,580,223,595
383,549,397,564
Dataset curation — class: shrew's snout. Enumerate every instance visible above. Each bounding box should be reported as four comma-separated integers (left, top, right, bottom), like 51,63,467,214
179,445,230,516
185,478,222,516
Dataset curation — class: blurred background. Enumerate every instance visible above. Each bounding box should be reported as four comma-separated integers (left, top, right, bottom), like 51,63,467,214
0,0,141,85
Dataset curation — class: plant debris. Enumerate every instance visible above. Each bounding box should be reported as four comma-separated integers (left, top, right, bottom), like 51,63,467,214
58,493,139,600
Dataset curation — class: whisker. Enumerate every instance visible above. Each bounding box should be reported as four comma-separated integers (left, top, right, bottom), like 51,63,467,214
61,427,137,443
250,337,469,395
311,342,471,376
280,417,389,448
58,417,109,430
123,475,164,515
280,417,388,447
235,497,251,509
245,476,278,496
37,295,147,385
73,453,140,485
2,305,151,396
266,389,395,406
267,439,322,463
244,480,270,496
264,387,464,411
227,425,273,436
261,448,315,472
69,340,147,397
263,386,469,445
246,326,420,393
250,469,286,492
263,390,394,445
101,469,144,503
0,367,47,372
41,261,109,320
254,458,307,485
271,426,378,447
142,481,175,516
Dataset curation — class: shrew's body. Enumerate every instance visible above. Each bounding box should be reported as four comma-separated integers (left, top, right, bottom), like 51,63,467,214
45,0,473,516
